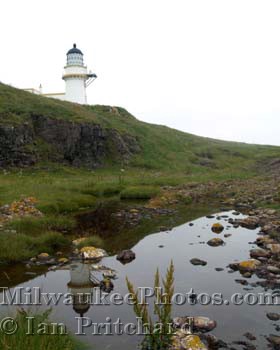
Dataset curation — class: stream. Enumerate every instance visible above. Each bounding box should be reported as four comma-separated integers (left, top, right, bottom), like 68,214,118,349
0,210,278,349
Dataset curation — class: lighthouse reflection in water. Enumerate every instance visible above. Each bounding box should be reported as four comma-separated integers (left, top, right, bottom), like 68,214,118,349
67,262,114,317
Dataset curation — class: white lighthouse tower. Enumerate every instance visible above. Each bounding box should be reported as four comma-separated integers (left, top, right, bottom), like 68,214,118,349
62,43,97,104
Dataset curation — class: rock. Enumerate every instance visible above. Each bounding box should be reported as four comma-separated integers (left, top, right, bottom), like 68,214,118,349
256,236,275,246
238,259,261,272
193,316,217,332
243,272,253,278
170,332,208,350
267,334,280,347
200,334,227,348
211,223,224,234
224,233,232,238
72,237,87,246
116,249,136,263
80,246,107,260
37,253,50,260
244,332,256,341
48,266,57,271
267,209,277,215
235,279,249,285
190,258,207,266
267,266,280,274
173,316,216,333
267,244,280,254
58,257,69,264
181,335,208,350
238,216,260,229
215,267,224,272
250,248,270,258
267,313,280,321
207,238,224,247
102,270,117,279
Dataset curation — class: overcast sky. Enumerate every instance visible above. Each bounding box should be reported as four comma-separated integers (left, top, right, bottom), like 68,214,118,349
1,0,280,145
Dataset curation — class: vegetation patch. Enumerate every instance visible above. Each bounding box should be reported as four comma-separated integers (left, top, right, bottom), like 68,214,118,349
120,186,160,200
76,235,104,249
0,309,85,350
6,216,76,235
0,232,71,262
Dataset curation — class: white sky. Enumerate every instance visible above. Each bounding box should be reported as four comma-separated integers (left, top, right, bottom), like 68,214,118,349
1,0,280,145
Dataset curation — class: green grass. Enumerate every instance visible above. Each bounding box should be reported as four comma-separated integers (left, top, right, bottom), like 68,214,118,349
0,232,71,262
6,216,76,235
120,186,160,200
76,235,104,249
0,309,85,350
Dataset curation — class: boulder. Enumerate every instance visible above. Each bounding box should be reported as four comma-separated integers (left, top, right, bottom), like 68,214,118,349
80,246,107,260
207,238,224,247
116,249,136,263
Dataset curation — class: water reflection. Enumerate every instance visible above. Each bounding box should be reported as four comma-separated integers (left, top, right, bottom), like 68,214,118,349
67,262,115,317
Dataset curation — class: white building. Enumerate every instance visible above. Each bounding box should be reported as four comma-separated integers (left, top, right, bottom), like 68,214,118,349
24,44,97,105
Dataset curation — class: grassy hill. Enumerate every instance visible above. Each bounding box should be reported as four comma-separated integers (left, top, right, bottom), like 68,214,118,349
0,82,279,173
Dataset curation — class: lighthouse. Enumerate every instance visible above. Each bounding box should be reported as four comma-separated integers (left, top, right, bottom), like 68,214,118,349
24,43,97,104
62,43,97,104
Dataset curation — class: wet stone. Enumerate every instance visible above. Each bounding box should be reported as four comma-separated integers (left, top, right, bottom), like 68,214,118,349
267,313,280,321
190,258,207,266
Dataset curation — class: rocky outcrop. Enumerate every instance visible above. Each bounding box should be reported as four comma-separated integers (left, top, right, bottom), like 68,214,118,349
0,123,36,167
0,114,140,168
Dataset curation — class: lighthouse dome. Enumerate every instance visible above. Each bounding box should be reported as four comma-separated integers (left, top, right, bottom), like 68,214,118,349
66,44,84,66
67,43,83,55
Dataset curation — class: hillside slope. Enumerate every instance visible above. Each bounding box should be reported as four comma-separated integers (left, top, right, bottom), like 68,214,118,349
0,82,279,171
